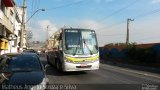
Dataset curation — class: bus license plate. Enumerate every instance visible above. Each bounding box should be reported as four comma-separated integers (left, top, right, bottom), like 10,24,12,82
80,64,87,67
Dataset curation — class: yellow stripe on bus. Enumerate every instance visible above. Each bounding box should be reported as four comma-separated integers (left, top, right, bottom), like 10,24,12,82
66,55,99,62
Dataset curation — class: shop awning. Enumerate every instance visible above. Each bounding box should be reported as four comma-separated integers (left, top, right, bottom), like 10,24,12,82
0,38,8,42
3,0,15,7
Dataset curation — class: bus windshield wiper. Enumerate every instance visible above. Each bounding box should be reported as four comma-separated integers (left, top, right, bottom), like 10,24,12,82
83,38,93,55
73,37,81,56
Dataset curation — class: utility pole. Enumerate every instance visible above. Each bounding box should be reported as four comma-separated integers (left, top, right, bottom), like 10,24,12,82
46,25,49,41
126,18,134,45
46,25,49,49
20,0,26,48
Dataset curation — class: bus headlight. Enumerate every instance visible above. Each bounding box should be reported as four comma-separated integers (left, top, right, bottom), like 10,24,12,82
65,59,72,63
64,57,73,63
91,58,99,62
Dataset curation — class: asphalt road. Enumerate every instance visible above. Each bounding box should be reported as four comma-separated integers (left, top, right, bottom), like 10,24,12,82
40,56,160,90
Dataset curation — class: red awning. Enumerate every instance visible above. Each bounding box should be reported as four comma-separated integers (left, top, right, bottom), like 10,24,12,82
3,0,15,7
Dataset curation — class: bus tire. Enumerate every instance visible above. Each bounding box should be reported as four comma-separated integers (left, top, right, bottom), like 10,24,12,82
56,59,62,71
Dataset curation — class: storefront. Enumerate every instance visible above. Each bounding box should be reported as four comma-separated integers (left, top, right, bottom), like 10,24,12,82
0,38,8,55
0,38,8,50
0,25,9,55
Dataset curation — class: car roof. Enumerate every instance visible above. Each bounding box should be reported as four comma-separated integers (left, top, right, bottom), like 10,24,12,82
3,53,20,55
2,53,38,57
2,53,20,57
21,52,38,56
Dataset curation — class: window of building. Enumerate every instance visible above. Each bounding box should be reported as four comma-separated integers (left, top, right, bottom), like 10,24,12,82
10,10,14,23
1,1,6,15
10,10,13,16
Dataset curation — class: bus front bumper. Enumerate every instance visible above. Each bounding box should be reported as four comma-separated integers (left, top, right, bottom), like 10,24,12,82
63,61,99,71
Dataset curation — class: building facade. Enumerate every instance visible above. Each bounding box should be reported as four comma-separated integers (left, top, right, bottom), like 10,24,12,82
0,0,22,55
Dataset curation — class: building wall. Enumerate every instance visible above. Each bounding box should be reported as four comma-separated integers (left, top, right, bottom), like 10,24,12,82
10,17,20,53
17,7,26,49
0,0,21,55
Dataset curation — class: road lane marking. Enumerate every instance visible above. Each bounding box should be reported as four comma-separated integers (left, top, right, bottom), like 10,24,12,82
100,64,160,79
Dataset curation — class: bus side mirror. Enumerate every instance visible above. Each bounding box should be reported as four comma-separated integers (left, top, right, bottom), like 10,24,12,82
59,46,63,50
60,33,62,40
58,40,62,51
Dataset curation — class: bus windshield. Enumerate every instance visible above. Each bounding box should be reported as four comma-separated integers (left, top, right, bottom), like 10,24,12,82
64,29,98,55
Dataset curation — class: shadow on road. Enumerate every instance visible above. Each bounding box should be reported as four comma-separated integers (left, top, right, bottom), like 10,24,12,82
45,65,87,76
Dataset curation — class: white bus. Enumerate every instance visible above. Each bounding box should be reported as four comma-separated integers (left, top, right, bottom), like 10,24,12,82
47,28,99,71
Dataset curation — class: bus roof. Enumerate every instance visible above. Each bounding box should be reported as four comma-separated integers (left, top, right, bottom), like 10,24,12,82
62,28,95,31
50,28,96,39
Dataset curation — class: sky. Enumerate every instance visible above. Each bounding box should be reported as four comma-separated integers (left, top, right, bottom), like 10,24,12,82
16,0,160,46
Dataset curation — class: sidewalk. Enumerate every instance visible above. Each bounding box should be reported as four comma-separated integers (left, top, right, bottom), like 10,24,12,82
100,59,160,74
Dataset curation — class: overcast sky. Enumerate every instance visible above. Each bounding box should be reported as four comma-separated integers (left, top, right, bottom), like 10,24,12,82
16,0,160,46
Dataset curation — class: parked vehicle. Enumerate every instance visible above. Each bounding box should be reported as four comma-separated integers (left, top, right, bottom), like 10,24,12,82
23,49,39,55
47,28,99,72
0,53,48,90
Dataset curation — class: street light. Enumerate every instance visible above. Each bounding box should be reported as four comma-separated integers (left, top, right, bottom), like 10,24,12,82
26,9,45,24
20,8,45,48
25,9,45,48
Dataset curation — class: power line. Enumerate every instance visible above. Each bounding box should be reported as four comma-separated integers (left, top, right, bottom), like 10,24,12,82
98,0,139,22
97,34,125,36
34,0,39,10
97,30,157,37
46,0,87,11
31,0,34,13
97,7,160,30
134,35,160,42
28,0,34,26
98,20,126,30
86,0,141,28
37,0,41,8
28,0,41,27
133,8,160,19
